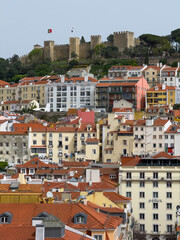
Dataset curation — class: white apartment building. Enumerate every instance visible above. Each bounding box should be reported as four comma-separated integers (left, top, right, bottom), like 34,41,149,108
119,152,180,240
108,65,147,78
45,75,97,112
133,118,171,156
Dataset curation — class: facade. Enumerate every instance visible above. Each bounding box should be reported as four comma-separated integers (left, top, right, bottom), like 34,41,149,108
146,84,176,107
96,77,149,111
45,75,97,112
164,125,180,155
0,131,28,164
161,67,179,87
28,122,100,164
119,152,180,240
108,65,147,78
142,64,165,88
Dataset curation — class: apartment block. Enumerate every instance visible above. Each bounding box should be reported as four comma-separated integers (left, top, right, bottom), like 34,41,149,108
108,65,147,78
119,152,180,239
96,77,149,111
45,75,97,112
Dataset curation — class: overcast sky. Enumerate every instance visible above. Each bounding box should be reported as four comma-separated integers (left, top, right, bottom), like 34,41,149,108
0,0,180,59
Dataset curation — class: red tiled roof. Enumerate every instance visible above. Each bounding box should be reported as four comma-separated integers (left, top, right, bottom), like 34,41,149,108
109,65,144,71
148,84,176,91
151,151,175,159
121,156,141,166
16,157,56,169
0,203,121,230
78,182,116,191
77,110,95,123
104,192,131,202
0,226,35,240
165,125,180,133
62,161,90,168
87,201,124,213
112,108,133,113
0,80,10,86
56,77,98,83
86,138,99,143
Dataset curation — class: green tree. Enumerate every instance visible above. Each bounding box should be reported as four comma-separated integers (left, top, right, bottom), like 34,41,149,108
71,51,78,59
101,46,118,58
107,34,114,42
28,48,43,63
171,28,180,44
80,36,86,44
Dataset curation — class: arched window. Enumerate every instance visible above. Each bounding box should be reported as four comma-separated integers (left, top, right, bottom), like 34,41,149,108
37,211,50,218
74,212,87,224
0,212,13,224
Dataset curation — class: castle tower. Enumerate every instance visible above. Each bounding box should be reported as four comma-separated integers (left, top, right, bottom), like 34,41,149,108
44,41,55,61
113,31,135,52
91,35,101,49
69,37,80,60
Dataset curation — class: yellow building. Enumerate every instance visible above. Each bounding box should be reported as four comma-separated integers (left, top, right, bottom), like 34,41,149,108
146,84,176,107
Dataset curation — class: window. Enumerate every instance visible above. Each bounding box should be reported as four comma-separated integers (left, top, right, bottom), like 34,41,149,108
92,149,96,154
0,212,12,224
33,133,36,137
65,137,68,141
167,192,172,198
139,192,145,198
167,214,172,220
167,225,172,233
65,145,68,150
153,203,158,209
171,135,174,139
167,203,172,209
140,172,145,179
165,135,168,139
153,224,159,232
49,133,52,139
153,135,156,139
153,192,158,198
139,181,145,187
127,172,131,179
59,133,62,138
42,140,45,145
153,172,158,179
167,182,172,188
153,127,156,131
74,213,87,224
33,140,37,145
159,127,162,131
135,143,138,148
141,143,144,148
6,143,9,147
153,214,158,220
140,202,145,209
141,127,144,131
159,143,162,148
159,135,162,139
153,181,158,188
126,181,131,187
94,235,103,240
140,213,145,220
126,192,131,198
153,143,156,148
123,140,127,145
167,172,172,179
140,224,145,232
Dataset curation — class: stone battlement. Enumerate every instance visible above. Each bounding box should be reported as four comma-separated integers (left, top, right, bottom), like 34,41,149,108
32,31,135,61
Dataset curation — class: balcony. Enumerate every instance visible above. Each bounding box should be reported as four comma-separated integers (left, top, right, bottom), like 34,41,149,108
48,145,53,148
12,92,16,95
58,153,62,157
49,153,53,157
81,136,85,140
18,89,22,93
58,145,63,149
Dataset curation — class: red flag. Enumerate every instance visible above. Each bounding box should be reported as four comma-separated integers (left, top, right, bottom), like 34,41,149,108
48,29,52,33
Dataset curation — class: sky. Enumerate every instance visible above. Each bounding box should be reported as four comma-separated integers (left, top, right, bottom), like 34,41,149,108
0,0,180,59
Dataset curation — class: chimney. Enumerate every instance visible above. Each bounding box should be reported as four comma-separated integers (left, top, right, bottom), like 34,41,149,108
60,75,65,83
35,224,45,240
84,73,88,83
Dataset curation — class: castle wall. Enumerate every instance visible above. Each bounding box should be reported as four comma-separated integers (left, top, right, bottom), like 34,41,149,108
44,41,55,60
91,35,101,49
69,37,80,59
102,41,113,48
54,45,69,61
79,43,91,59
114,31,134,52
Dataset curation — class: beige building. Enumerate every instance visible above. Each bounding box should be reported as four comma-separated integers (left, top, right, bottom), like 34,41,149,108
28,122,100,164
119,152,180,240
142,65,165,88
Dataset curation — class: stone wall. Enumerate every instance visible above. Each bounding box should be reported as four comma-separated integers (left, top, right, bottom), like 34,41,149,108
79,42,91,59
54,44,69,60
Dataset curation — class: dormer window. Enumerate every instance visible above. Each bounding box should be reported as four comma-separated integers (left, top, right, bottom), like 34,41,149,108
74,212,87,224
0,212,12,224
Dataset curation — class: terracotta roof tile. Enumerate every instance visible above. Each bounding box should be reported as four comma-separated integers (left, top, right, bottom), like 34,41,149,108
103,192,131,202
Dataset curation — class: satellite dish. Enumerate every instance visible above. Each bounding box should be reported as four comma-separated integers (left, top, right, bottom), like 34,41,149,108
46,191,53,198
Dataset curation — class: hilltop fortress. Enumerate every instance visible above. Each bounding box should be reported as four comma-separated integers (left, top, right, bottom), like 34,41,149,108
33,31,135,61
